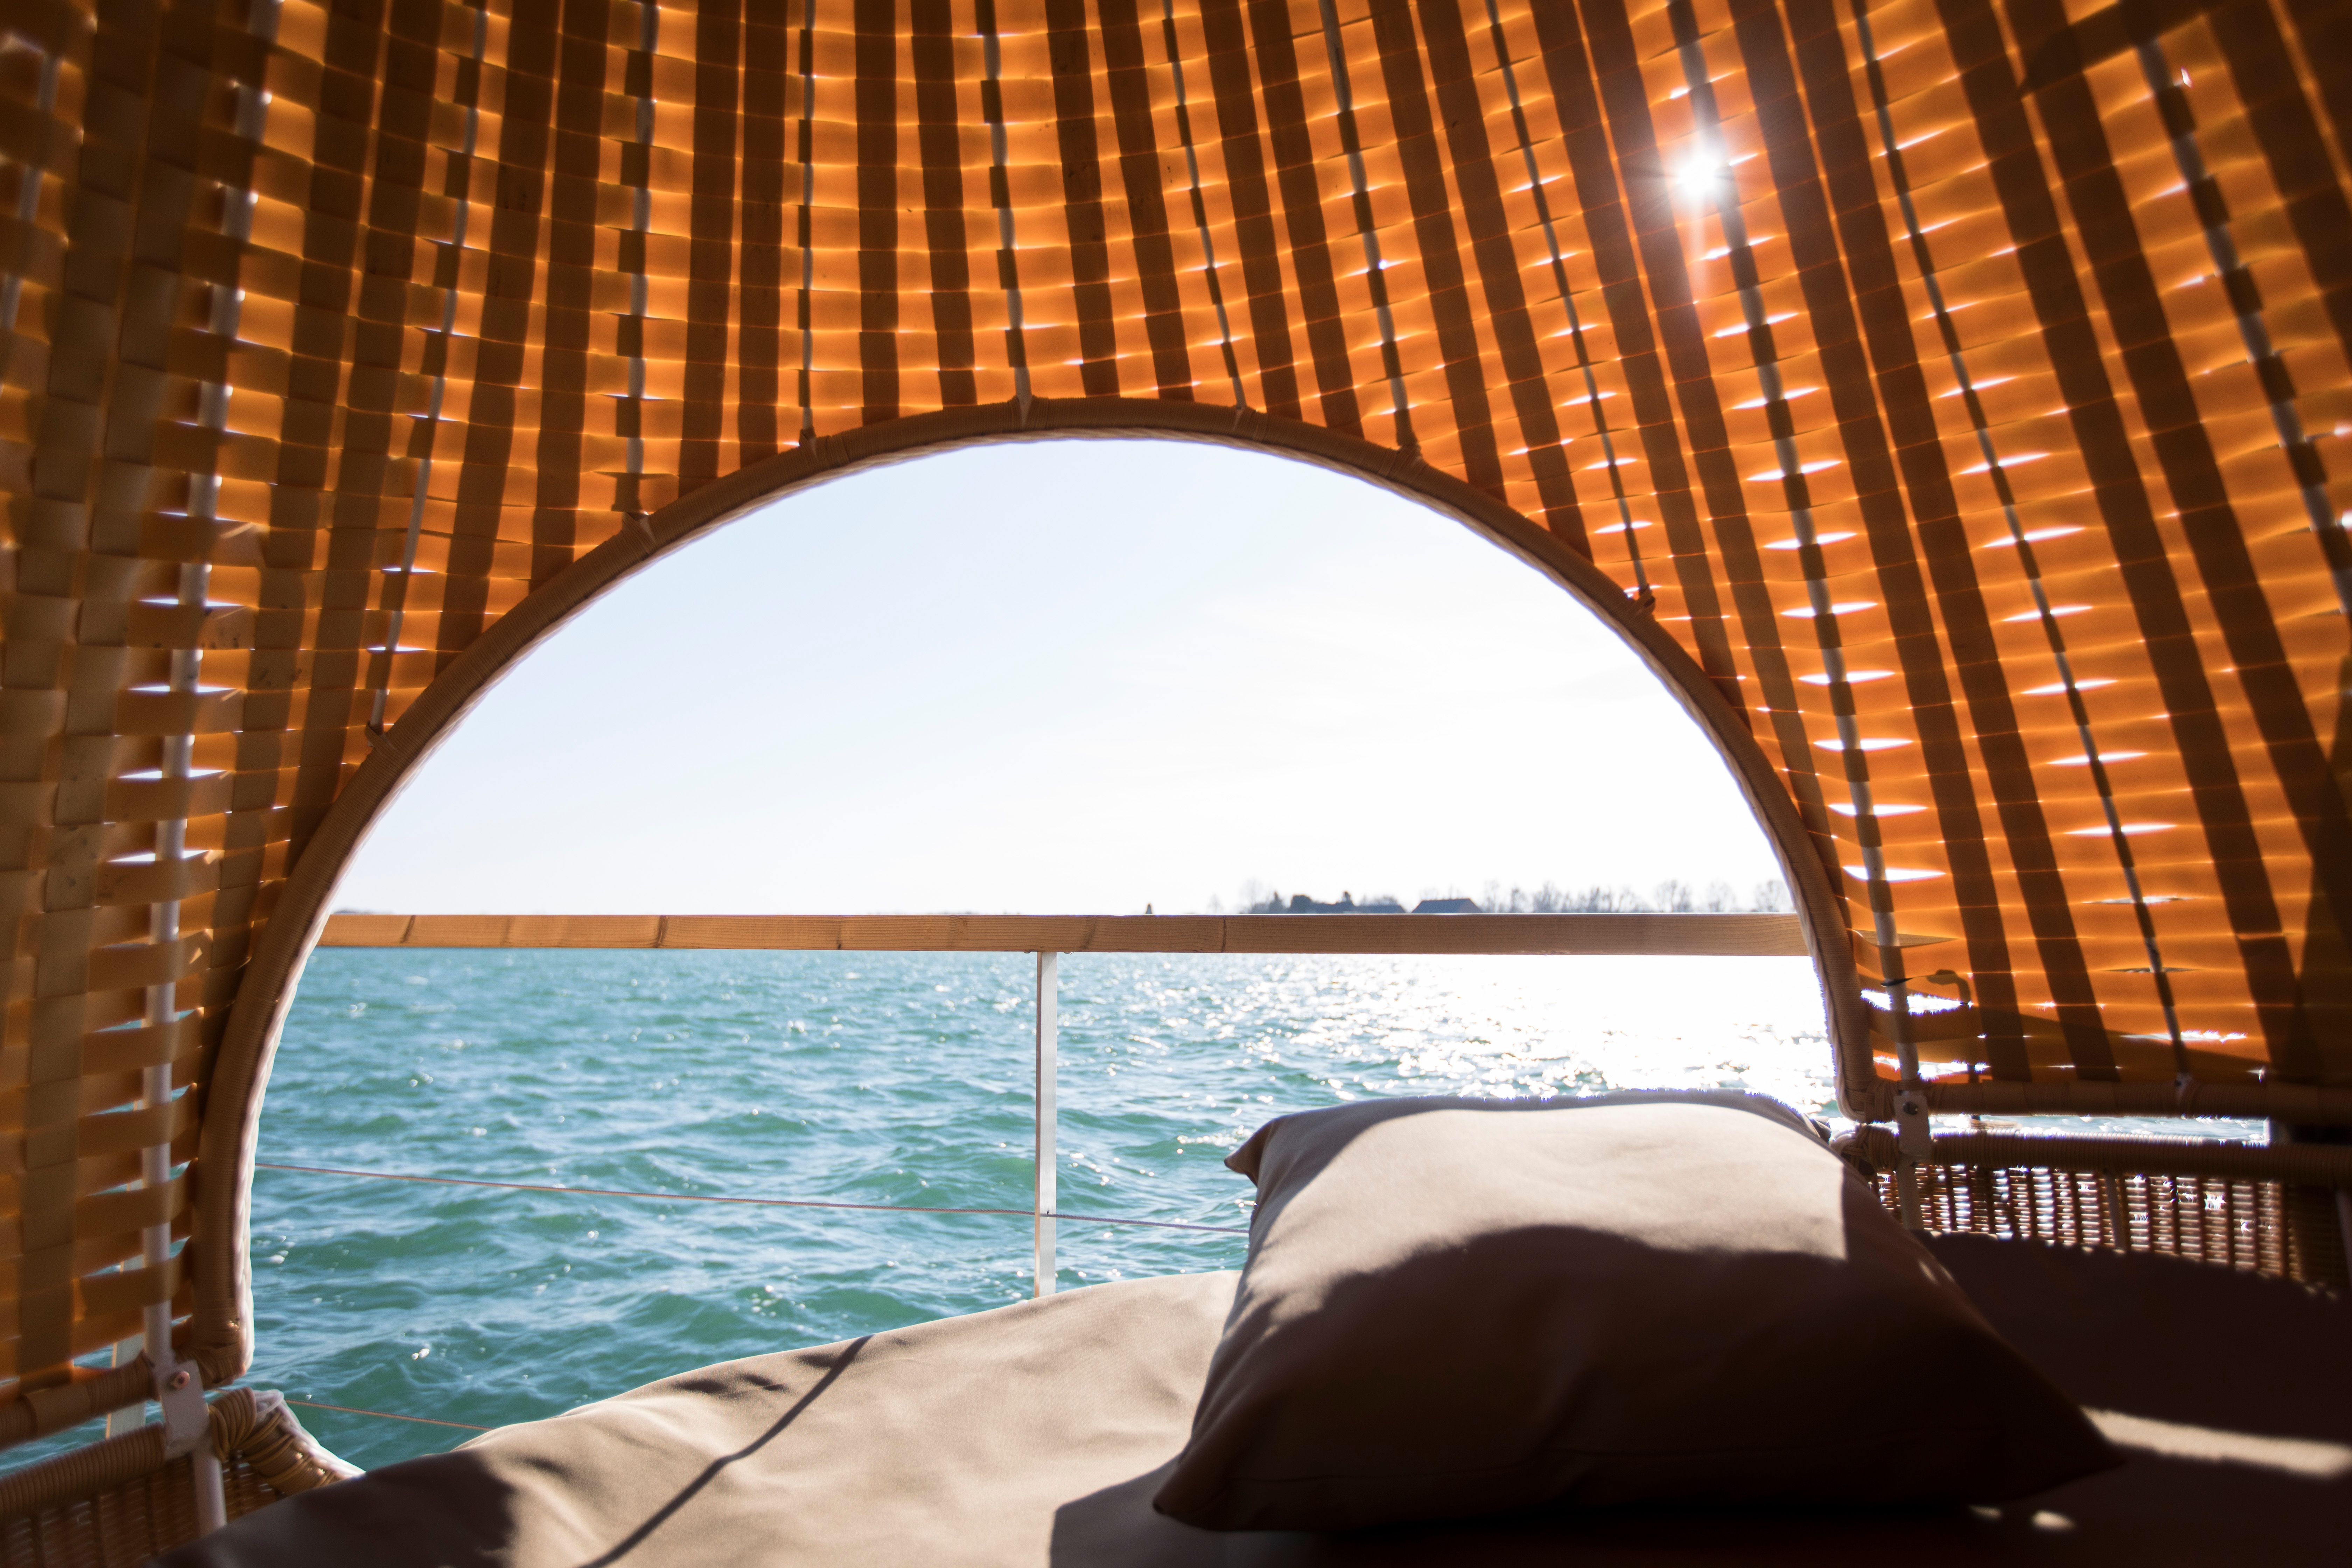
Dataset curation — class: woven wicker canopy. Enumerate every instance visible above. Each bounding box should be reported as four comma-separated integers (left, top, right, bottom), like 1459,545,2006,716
1,0,2347,1441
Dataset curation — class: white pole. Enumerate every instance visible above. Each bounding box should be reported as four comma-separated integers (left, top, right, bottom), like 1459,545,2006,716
106,1336,142,1438
1035,951,1057,1298
125,5,280,1524
192,1446,227,1534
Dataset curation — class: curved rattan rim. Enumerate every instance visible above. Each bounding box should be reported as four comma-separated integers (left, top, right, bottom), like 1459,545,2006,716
184,398,1869,1380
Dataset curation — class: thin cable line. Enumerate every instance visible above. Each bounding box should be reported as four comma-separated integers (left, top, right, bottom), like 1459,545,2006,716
1313,0,1414,453
1159,0,1244,408
282,1399,490,1432
2129,39,2352,620
1477,0,1650,601
370,0,486,738
978,0,1032,413
1668,14,1921,1106
621,0,661,509
253,1163,1251,1234
794,0,815,443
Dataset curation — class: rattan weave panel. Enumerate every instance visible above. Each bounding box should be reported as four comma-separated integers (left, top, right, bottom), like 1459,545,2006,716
0,1452,278,1568
1872,1164,2352,1286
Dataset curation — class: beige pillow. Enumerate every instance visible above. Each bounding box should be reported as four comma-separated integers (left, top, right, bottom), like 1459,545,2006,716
1154,1092,2116,1531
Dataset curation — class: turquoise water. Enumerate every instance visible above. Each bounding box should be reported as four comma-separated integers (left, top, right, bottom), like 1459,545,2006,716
240,948,1836,1470
7,948,2258,1477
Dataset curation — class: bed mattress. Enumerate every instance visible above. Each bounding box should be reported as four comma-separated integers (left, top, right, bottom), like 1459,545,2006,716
167,1233,2348,1566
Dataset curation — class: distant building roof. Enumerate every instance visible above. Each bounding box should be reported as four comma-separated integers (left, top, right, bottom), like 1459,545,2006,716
1412,897,1483,915
1276,892,1406,914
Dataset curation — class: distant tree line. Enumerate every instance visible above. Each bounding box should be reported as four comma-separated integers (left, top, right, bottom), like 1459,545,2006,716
1213,878,1793,915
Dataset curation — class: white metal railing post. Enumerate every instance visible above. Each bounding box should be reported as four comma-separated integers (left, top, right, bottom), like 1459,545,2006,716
1034,951,1058,1297
104,0,287,1518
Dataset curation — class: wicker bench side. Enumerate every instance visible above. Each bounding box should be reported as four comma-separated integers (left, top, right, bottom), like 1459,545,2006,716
0,1389,356,1567
1837,1128,2352,1289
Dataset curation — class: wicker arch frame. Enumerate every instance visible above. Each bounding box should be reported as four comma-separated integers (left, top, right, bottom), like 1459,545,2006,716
184,397,1870,1384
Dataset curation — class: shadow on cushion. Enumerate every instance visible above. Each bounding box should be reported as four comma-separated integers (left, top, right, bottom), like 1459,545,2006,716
160,1242,2345,1565
1153,1219,2109,1527
1056,1238,2348,1566
1156,1098,2114,1530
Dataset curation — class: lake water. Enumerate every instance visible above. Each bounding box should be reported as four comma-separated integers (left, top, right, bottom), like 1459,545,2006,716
6,948,2258,1475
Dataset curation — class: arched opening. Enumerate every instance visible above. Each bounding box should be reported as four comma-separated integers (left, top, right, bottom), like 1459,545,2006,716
198,430,1846,1467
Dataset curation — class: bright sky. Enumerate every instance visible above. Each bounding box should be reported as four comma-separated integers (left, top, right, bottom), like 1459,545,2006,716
334,440,1789,915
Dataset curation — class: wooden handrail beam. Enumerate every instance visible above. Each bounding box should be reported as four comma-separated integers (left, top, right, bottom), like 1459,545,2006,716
316,912,1809,958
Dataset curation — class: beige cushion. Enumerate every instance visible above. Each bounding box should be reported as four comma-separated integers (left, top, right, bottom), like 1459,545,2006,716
1154,1093,2118,1531
169,1234,2351,1566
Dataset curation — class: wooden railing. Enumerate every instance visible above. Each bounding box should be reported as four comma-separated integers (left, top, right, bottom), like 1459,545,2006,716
318,911,1810,957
